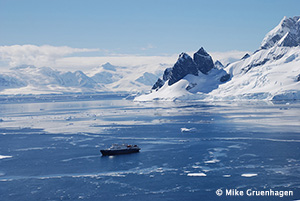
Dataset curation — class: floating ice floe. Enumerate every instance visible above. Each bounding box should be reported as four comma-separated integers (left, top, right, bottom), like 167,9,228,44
241,173,258,177
65,116,74,121
228,144,242,149
181,127,197,133
0,155,12,160
187,172,207,177
223,175,231,177
204,159,220,164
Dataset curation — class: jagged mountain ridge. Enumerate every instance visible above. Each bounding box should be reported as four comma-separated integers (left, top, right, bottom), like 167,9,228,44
152,47,229,90
136,16,300,101
135,47,231,101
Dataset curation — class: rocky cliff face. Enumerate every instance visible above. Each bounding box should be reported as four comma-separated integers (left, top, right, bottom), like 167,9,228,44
193,47,214,74
152,47,219,90
165,53,198,85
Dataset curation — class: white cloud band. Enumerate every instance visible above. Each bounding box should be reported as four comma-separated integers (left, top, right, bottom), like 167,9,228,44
0,44,99,68
0,44,249,72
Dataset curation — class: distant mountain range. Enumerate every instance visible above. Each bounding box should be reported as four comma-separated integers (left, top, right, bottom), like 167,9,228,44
0,62,164,94
136,16,300,101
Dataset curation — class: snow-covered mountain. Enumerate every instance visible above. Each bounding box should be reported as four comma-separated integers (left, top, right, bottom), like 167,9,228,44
86,62,164,93
151,48,226,89
136,16,300,101
88,62,124,84
0,65,103,94
261,16,300,49
0,62,166,94
138,47,229,100
209,46,300,100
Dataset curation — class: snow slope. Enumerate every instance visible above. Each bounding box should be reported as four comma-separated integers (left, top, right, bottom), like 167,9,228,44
208,46,300,100
135,16,300,101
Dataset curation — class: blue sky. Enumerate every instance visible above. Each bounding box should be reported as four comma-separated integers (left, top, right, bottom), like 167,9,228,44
0,0,300,56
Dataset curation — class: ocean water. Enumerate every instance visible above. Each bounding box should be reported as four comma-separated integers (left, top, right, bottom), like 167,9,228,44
0,94,299,201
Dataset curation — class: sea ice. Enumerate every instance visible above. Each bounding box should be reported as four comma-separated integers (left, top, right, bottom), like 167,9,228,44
241,173,258,177
0,155,12,159
187,173,207,177
181,127,197,132
204,159,220,164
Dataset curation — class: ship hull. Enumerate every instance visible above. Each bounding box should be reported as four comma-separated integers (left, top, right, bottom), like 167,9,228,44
100,148,140,156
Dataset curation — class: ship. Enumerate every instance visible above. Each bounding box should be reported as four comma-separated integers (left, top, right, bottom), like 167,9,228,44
100,144,141,156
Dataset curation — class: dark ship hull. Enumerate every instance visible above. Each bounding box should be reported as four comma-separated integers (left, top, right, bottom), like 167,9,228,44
100,147,140,156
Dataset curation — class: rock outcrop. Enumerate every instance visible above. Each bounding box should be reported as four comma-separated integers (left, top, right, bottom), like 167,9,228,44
152,47,216,89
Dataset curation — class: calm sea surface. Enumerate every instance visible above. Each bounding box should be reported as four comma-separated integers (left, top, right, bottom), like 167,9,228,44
0,94,299,201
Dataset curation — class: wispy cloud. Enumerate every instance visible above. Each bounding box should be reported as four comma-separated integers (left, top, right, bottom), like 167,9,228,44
56,55,177,72
0,44,250,72
141,44,155,51
55,50,249,72
210,50,249,66
0,45,99,68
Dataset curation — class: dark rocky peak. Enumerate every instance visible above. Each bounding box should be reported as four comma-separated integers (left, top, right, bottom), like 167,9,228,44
152,47,217,90
194,47,210,57
241,53,250,60
152,78,164,90
177,52,192,63
193,47,214,74
214,60,224,69
167,52,198,85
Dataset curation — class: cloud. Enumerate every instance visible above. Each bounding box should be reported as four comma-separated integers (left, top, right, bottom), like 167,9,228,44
0,44,99,68
54,50,249,72
141,44,155,51
55,55,178,72
210,50,249,66
0,44,250,73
